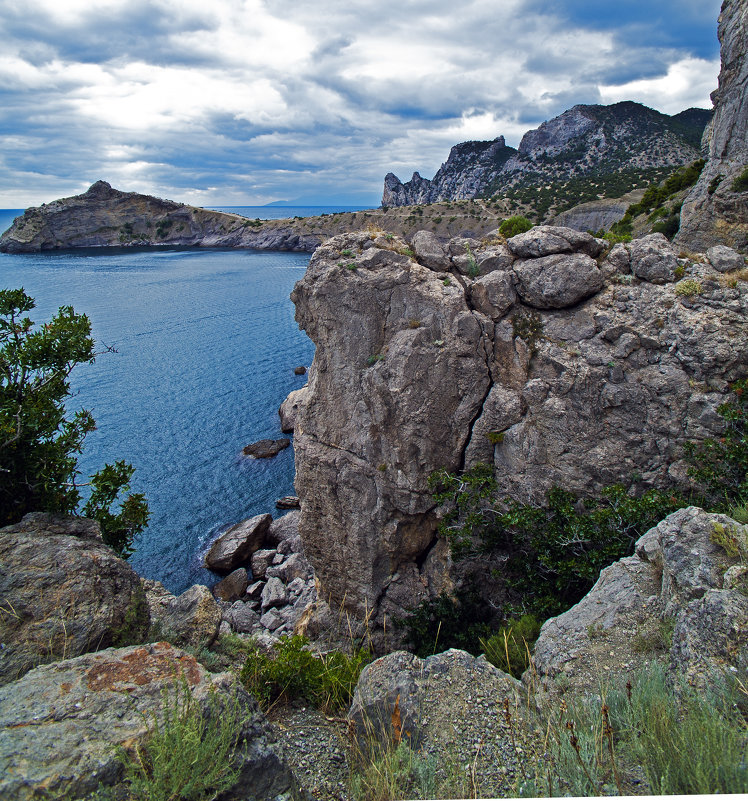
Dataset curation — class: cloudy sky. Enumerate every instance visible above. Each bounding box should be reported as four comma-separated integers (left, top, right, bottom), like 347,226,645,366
0,0,723,208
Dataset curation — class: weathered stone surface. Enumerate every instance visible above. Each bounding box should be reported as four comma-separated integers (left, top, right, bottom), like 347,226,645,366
411,230,450,271
205,513,272,573
243,438,291,458
251,549,277,580
507,225,604,259
468,270,517,320
676,0,748,251
279,387,308,433
157,584,222,648
628,233,678,283
213,568,250,602
512,252,604,308
348,649,529,793
291,227,747,643
0,642,301,801
276,495,301,509
267,510,301,546
291,232,493,634
227,601,262,634
261,577,288,611
706,244,745,272
531,507,747,694
0,514,148,686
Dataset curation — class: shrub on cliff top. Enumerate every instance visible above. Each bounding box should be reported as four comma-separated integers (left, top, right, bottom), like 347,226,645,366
0,288,148,555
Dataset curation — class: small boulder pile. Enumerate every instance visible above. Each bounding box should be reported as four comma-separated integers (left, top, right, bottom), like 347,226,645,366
204,511,317,638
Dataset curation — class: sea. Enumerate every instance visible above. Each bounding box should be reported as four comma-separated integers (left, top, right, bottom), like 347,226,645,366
0,205,368,593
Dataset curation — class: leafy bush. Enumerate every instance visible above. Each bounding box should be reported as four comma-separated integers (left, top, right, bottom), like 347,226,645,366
240,635,370,713
499,215,533,238
480,614,541,677
118,680,242,801
429,465,682,618
731,166,748,192
0,289,148,555
684,378,747,510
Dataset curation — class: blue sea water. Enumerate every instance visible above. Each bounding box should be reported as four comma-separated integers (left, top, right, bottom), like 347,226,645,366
0,206,355,593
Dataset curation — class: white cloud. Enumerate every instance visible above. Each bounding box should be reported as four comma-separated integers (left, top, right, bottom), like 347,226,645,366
0,0,722,207
599,57,719,115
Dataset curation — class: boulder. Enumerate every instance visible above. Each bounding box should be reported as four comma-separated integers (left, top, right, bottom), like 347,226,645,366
294,365,307,375
276,495,301,509
213,568,250,602
530,507,747,694
512,252,604,308
706,244,745,273
279,387,308,433
156,584,222,648
507,225,604,258
348,649,530,794
243,438,291,458
266,509,301,546
0,514,148,686
411,230,450,271
261,577,288,611
227,601,262,634
205,513,272,573
628,233,677,283
468,270,517,320
251,548,277,580
0,642,301,801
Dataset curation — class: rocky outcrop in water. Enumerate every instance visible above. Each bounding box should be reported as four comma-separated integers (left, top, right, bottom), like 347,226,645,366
0,181,322,253
0,642,303,801
0,513,149,686
290,227,748,644
676,0,748,251
383,103,710,208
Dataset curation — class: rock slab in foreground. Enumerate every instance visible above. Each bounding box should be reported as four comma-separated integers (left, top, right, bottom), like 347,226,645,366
0,513,149,686
531,507,748,694
0,642,302,801
348,649,531,796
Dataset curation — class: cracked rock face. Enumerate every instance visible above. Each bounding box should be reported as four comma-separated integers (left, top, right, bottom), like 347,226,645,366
676,0,748,251
291,227,748,644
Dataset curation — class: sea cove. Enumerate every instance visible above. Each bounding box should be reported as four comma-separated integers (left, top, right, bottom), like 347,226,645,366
0,234,314,592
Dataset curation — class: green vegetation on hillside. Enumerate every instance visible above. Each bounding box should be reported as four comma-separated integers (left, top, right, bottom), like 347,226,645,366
0,288,148,555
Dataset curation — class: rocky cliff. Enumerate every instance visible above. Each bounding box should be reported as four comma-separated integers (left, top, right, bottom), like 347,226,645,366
291,226,747,644
676,0,748,251
383,103,710,214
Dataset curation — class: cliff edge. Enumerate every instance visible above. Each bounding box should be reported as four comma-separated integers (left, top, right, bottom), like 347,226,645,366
676,0,748,250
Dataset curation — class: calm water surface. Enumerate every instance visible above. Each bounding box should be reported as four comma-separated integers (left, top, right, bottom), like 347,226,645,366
0,211,317,592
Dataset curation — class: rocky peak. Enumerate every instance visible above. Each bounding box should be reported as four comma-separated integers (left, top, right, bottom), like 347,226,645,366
383,102,710,211
291,227,747,647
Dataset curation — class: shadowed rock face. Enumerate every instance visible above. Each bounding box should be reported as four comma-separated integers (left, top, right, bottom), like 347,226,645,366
291,227,748,645
676,0,748,251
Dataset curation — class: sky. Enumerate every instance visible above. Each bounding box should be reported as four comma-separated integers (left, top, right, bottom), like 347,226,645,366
0,0,724,208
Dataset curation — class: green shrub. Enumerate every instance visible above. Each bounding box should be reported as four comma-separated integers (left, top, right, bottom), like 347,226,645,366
428,465,682,618
684,378,747,510
731,166,748,192
118,680,242,801
239,635,369,713
708,174,724,194
480,614,541,677
499,215,533,238
674,278,701,296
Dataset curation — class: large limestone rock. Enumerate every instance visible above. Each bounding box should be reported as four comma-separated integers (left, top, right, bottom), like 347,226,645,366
279,386,309,433
0,514,149,686
291,226,747,642
676,0,748,251
530,507,748,694
0,642,302,800
143,580,222,647
205,513,272,573
348,649,532,795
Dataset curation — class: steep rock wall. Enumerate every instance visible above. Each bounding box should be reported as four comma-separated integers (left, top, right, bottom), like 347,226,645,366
291,227,748,643
676,0,748,251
